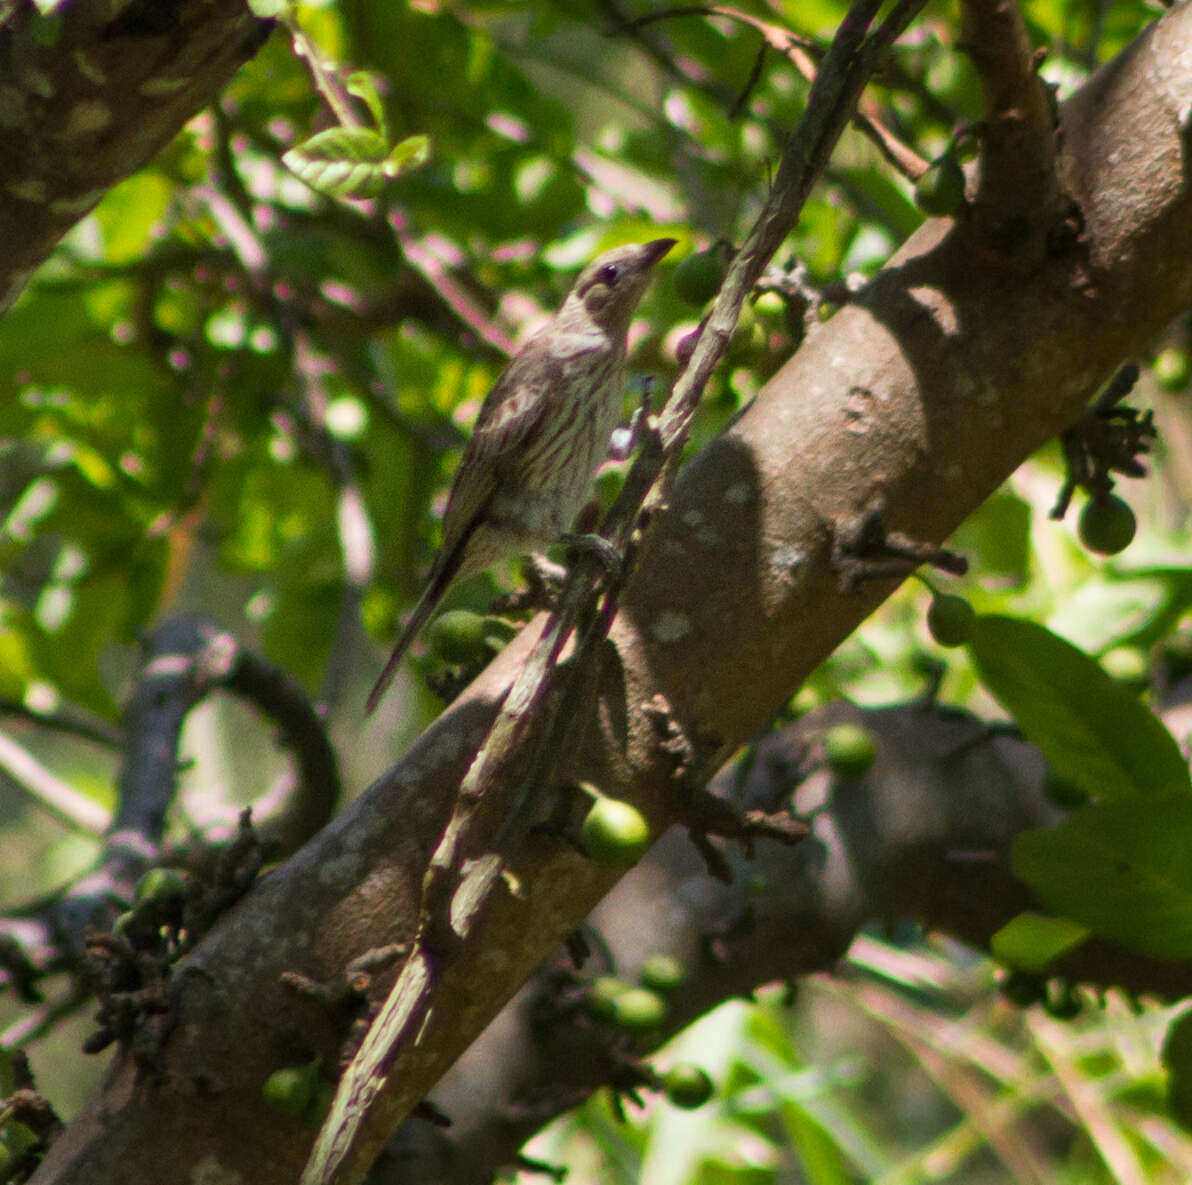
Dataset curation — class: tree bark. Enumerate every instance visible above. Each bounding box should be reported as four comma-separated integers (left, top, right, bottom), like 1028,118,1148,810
0,0,270,312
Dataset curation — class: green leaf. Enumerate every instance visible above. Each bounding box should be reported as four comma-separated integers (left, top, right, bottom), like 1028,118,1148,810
246,0,288,16
991,912,1090,973
1013,795,1192,959
1163,1009,1192,1130
968,615,1191,800
283,127,391,198
952,489,1032,582
347,72,388,138
386,134,431,177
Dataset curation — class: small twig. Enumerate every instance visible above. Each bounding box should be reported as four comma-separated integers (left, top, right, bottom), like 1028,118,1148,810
0,730,109,835
282,14,364,130
0,699,123,750
389,220,518,356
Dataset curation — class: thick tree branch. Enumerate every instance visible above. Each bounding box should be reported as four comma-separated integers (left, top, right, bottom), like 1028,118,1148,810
959,0,1065,234
27,6,1192,1184
373,701,1192,1185
0,0,270,310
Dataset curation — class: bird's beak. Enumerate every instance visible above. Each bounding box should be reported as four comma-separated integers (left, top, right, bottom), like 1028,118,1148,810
641,238,678,266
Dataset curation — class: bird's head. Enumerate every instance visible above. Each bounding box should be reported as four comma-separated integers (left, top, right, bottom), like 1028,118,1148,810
562,238,676,337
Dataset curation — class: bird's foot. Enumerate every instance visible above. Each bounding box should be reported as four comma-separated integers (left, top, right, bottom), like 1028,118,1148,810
562,531,623,577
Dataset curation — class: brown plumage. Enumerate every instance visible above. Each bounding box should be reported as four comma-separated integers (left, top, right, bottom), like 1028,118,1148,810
366,238,675,714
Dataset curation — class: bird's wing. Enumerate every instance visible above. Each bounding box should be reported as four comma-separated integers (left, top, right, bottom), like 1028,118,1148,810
469,340,561,460
439,342,561,532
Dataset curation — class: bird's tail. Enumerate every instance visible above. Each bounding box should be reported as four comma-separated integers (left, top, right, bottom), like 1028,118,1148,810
364,552,463,715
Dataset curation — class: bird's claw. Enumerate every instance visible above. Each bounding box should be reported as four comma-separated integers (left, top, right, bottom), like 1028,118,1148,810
562,532,623,576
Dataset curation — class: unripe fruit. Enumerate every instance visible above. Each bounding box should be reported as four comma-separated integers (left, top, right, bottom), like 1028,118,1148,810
133,867,185,907
302,1081,337,1129
580,798,651,867
823,722,876,778
927,594,975,647
673,245,730,307
753,291,786,318
1101,645,1148,692
595,465,627,511
263,1065,317,1119
428,609,490,665
664,1064,714,1109
111,911,138,937
588,975,632,1020
639,954,686,993
915,152,966,217
1078,494,1136,556
611,986,667,1031
1154,347,1191,393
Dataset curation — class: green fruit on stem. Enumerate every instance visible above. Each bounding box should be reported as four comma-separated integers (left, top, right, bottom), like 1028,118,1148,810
753,291,785,318
587,975,631,1020
673,245,730,306
302,1081,337,1129
580,797,651,867
133,867,185,907
639,954,687,993
1153,347,1191,392
823,722,876,778
111,911,138,937
611,986,667,1031
915,152,966,217
926,594,975,647
263,1065,318,1119
428,609,491,665
1077,493,1136,556
1101,645,1149,692
664,1064,714,1109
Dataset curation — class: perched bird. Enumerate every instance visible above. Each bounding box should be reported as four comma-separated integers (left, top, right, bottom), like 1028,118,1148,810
366,237,675,714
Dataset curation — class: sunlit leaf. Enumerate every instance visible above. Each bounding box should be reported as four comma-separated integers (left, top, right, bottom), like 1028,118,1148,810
969,615,1191,800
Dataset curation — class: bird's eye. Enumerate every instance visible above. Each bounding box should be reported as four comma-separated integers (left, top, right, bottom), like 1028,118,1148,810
597,263,620,286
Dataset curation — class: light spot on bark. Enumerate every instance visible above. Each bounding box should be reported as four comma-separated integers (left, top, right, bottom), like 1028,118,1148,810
64,100,112,137
772,543,808,577
2,268,34,310
318,849,363,887
0,86,24,127
141,75,191,96
73,49,107,84
190,1153,243,1185
23,68,54,99
9,178,47,203
725,481,752,505
652,609,691,642
50,189,105,216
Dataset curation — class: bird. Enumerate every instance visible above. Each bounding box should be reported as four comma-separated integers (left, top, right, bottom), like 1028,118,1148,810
365,237,676,714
